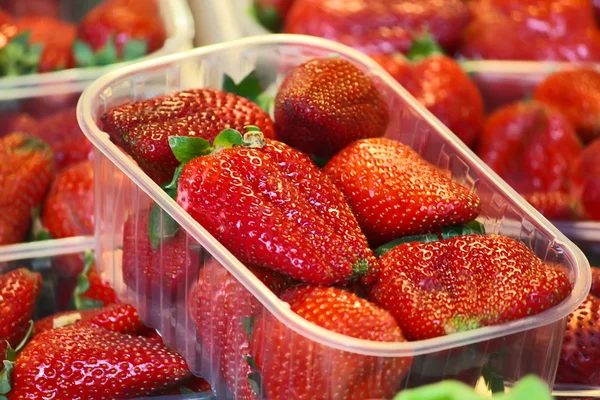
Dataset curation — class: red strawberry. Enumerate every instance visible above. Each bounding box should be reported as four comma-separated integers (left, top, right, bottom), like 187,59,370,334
19,92,80,118
568,138,600,220
159,375,212,395
176,129,377,285
581,177,600,220
284,0,470,54
102,88,275,183
323,138,481,247
75,0,165,66
13,17,76,72
121,209,201,299
0,112,38,138
190,258,292,400
253,0,295,31
522,191,579,220
460,0,600,61
0,7,12,25
74,254,120,310
534,69,600,142
0,0,60,18
370,234,572,340
592,267,600,297
371,38,484,147
0,133,54,245
6,326,190,399
0,269,41,357
477,101,582,194
556,293,600,385
35,107,94,169
274,57,389,157
251,286,412,400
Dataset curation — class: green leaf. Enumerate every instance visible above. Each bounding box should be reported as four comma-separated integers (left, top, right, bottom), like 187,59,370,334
72,39,96,68
95,36,118,66
245,355,258,370
168,136,212,164
253,3,283,32
248,372,263,396
122,39,147,62
213,129,244,150
241,316,255,342
179,386,195,394
244,125,261,132
163,163,185,198
375,234,440,257
406,34,445,62
482,360,505,394
255,92,274,113
148,205,179,250
222,71,274,113
441,220,485,240
34,228,52,242
309,154,330,169
0,359,13,395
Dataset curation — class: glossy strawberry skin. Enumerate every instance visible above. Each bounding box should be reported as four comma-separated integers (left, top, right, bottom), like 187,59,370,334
371,235,572,341
522,191,579,220
323,138,481,247
77,0,165,55
534,69,600,143
190,259,292,400
177,139,377,285
274,57,389,157
33,304,148,337
0,133,54,245
79,262,120,307
372,54,484,147
284,0,470,54
251,286,411,400
477,102,583,194
556,294,600,385
102,89,275,183
8,326,190,400
16,17,76,72
0,269,42,357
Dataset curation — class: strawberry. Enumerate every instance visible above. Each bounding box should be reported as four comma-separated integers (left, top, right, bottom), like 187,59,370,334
190,258,292,400
159,375,212,395
477,101,582,194
370,234,572,340
323,138,481,247
101,88,275,183
371,37,484,147
253,0,295,31
592,267,600,297
176,128,377,285
581,177,600,220
0,0,60,18
522,191,579,220
556,293,600,385
251,286,412,400
19,92,80,118
121,209,201,299
274,57,389,157
460,0,600,61
0,269,41,357
4,325,190,399
74,253,120,310
0,7,12,26
0,133,54,245
74,0,165,67
534,69,600,143
0,112,38,138
34,304,148,337
284,0,470,54
568,138,600,220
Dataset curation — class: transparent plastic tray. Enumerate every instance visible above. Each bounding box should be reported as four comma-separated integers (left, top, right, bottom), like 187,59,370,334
78,35,590,398
0,0,194,100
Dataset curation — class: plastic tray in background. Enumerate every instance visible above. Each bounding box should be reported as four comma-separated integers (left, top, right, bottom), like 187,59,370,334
0,0,194,100
78,35,590,399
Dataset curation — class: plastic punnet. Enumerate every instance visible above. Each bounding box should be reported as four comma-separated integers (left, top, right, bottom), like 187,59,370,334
78,35,590,399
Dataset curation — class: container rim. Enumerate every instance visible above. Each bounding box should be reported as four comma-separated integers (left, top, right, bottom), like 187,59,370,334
0,236,95,263
78,34,591,357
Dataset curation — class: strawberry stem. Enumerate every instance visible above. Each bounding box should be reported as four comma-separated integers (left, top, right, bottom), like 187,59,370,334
406,34,445,62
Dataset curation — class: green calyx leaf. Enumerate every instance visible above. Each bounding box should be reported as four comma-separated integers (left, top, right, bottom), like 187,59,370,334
375,233,439,257
213,128,245,150
222,71,274,113
74,251,104,311
0,321,34,395
406,34,445,62
122,39,147,62
0,31,44,77
17,136,50,152
241,316,255,342
248,372,263,396
245,355,258,370
33,228,52,242
482,359,505,394
441,220,485,240
250,2,283,32
353,259,369,276
0,359,13,396
72,39,95,68
169,136,212,164
73,36,120,68
148,204,180,250
310,154,330,169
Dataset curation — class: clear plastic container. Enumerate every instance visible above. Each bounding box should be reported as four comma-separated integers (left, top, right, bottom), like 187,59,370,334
78,35,591,398
0,0,195,99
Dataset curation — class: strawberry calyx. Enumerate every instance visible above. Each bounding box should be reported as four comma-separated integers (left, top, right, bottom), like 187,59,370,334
406,34,445,62
352,259,369,277
223,71,274,112
0,321,33,398
74,251,105,310
250,2,283,32
0,31,44,76
241,316,265,396
73,36,147,68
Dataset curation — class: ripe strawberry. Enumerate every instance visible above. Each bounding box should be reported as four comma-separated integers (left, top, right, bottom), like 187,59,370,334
121,209,201,299
477,101,582,194
0,112,38,138
274,57,389,157
371,234,572,340
323,138,481,246
284,0,470,54
534,69,600,142
581,177,600,220
74,254,120,310
522,191,579,220
371,38,484,147
0,269,41,357
6,325,190,399
102,88,275,183
176,129,377,285
592,267,600,297
75,0,165,67
567,138,600,220
0,133,54,245
253,0,295,31
556,293,600,385
0,7,12,25
251,286,412,400
19,92,80,118
190,258,292,400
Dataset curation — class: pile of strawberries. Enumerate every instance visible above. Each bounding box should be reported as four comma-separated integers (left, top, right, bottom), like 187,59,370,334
95,56,575,399
0,0,165,76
